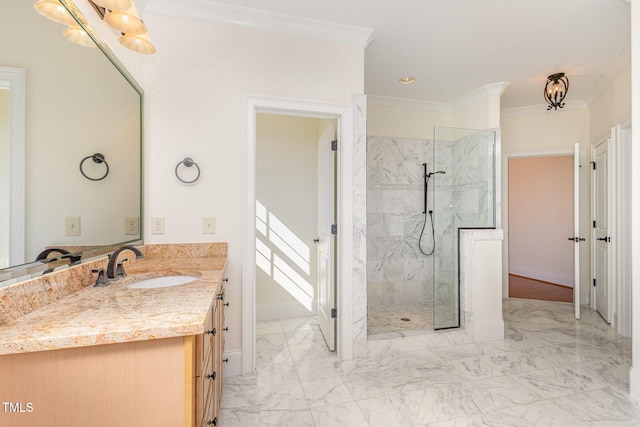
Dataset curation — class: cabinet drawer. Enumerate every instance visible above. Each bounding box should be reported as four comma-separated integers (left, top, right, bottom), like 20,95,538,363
196,305,215,373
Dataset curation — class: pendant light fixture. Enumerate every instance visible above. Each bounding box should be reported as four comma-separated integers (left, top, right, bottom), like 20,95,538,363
544,72,569,110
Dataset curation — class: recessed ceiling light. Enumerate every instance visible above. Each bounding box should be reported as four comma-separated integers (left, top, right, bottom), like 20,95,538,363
399,76,416,85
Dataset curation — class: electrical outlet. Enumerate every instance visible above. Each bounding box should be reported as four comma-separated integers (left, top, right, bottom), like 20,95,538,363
125,217,139,235
151,217,165,235
203,217,216,234
65,217,81,237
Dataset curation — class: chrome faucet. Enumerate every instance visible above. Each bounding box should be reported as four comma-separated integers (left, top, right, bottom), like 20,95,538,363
106,246,144,280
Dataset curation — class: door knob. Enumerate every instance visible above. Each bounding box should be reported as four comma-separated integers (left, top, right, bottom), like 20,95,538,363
596,236,610,242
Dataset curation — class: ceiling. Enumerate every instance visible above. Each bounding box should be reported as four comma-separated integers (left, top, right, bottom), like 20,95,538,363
147,0,631,110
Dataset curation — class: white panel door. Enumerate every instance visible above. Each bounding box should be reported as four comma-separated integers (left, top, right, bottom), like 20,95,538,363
593,139,611,323
573,143,581,320
316,121,336,351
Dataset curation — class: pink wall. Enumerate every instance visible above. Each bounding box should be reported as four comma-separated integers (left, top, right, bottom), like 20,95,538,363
508,156,574,287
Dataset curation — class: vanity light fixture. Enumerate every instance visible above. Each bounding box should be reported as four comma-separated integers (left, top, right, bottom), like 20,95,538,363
90,0,132,10
33,0,77,26
399,76,416,85
544,72,569,110
34,0,95,48
63,25,97,48
104,6,148,35
119,32,156,54
88,0,157,54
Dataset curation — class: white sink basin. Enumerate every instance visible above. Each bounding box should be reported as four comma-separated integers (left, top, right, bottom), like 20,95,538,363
128,275,199,289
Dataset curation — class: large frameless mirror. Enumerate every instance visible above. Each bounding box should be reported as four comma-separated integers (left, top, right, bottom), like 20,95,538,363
0,0,142,285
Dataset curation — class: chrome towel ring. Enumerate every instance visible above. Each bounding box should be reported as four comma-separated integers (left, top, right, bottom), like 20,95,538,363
175,157,200,184
79,153,109,181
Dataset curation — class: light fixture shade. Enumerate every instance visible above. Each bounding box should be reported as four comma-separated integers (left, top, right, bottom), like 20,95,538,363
544,72,569,110
63,26,97,48
33,0,77,26
119,32,156,54
105,7,147,35
91,0,132,11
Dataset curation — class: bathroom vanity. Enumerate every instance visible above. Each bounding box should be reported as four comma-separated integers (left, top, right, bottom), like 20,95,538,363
0,243,227,427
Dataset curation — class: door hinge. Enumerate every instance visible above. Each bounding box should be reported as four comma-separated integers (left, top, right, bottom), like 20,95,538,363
331,224,337,235
331,308,337,318
331,140,338,151
591,161,596,170
593,278,596,287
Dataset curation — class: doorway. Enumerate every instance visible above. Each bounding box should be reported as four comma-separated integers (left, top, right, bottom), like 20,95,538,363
507,155,574,303
243,95,355,375
254,113,336,343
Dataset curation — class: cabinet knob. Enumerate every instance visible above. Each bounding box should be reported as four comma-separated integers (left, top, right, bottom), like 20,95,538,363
222,278,228,282
223,327,229,332
205,329,215,335
207,418,217,426
224,302,230,307
206,372,216,380
217,292,225,301
223,358,229,363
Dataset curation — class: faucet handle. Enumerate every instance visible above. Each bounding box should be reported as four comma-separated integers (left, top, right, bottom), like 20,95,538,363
116,258,129,277
92,268,110,287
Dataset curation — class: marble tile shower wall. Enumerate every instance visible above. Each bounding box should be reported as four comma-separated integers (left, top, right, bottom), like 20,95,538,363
366,136,435,307
433,131,494,314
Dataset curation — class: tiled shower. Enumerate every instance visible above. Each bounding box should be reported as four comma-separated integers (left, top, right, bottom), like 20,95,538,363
366,128,496,337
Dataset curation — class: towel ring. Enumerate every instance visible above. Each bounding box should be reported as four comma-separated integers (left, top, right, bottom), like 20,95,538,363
175,157,200,184
80,153,109,181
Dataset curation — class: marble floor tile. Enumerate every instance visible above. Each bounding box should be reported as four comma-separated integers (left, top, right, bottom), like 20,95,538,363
356,394,424,427
300,376,354,408
219,300,640,426
311,402,369,427
295,357,340,382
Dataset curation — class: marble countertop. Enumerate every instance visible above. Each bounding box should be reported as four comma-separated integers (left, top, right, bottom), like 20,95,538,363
0,256,226,355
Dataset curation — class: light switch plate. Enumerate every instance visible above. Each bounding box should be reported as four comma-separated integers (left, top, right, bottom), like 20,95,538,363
203,217,216,234
125,217,139,235
151,217,165,235
65,216,81,236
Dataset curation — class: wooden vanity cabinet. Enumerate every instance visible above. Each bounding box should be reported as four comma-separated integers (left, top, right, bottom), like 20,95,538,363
0,281,228,427
191,279,227,427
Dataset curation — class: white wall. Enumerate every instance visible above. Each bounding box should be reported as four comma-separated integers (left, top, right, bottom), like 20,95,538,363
502,108,590,152
508,156,574,287
142,14,364,353
256,113,320,320
589,63,631,142
367,103,452,139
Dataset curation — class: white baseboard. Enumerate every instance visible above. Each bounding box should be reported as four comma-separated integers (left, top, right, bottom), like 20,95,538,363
473,319,505,342
509,266,573,288
223,350,243,377
256,301,316,321
630,367,640,400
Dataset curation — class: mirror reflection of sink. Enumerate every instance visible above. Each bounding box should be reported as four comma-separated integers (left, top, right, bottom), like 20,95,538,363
128,275,199,289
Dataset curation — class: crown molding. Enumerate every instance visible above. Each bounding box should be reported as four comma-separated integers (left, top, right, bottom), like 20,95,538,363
367,94,453,113
501,100,588,118
452,82,510,111
145,0,374,47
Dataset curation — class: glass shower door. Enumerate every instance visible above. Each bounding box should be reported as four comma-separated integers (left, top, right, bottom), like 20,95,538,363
432,127,496,330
